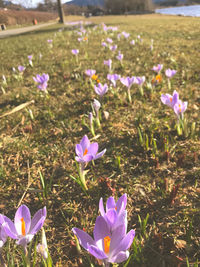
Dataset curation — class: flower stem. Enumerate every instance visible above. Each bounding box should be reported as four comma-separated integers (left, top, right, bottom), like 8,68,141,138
79,163,88,191
127,87,132,103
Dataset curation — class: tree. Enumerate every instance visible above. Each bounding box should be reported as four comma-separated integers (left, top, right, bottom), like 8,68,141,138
57,0,64,23
0,0,4,7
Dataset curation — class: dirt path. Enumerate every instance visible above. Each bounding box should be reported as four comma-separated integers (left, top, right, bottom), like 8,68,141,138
0,22,57,38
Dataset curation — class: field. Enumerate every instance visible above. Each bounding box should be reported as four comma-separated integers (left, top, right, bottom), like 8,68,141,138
0,14,200,266
0,9,56,26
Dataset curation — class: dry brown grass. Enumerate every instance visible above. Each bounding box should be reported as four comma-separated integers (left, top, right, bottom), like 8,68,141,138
0,10,57,26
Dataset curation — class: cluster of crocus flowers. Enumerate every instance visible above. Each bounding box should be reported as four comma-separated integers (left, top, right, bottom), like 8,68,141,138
161,90,188,120
72,194,135,266
33,73,49,92
75,135,106,190
0,205,46,250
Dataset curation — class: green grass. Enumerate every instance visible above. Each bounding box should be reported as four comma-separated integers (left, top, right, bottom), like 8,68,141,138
0,14,200,266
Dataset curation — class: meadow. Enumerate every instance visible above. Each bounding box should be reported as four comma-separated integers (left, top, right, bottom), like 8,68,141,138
0,14,200,266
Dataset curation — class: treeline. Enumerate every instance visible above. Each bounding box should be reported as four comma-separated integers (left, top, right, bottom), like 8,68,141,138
157,0,200,7
105,0,153,14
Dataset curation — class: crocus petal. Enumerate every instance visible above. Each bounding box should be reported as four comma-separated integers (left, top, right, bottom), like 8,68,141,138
99,198,106,217
87,142,98,156
14,205,31,236
116,194,127,212
182,101,188,112
2,217,18,239
106,209,117,227
75,144,83,157
172,90,179,106
161,94,172,106
29,207,46,235
93,149,106,160
113,229,135,255
83,154,93,162
72,227,95,250
75,156,82,162
80,135,90,152
109,250,129,263
109,224,126,254
29,217,46,236
88,244,107,260
106,197,116,211
93,216,110,242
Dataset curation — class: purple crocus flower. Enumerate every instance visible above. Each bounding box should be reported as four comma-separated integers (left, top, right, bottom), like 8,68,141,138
28,55,33,60
93,98,101,114
117,33,121,40
122,31,130,39
71,49,79,55
94,83,108,97
165,69,177,79
72,213,135,265
99,194,127,231
152,64,163,73
104,59,112,72
135,76,145,86
110,45,117,51
106,38,113,44
85,69,96,77
120,77,136,103
120,76,135,88
1,205,46,248
107,74,120,87
102,42,107,47
116,52,123,62
75,135,106,163
161,90,179,109
173,100,188,118
18,65,25,73
0,216,7,248
130,40,135,45
47,39,53,43
33,73,49,91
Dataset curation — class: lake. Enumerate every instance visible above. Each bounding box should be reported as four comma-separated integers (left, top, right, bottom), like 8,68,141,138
156,5,200,17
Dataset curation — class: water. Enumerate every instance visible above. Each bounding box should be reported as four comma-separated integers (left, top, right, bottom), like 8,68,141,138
156,5,200,17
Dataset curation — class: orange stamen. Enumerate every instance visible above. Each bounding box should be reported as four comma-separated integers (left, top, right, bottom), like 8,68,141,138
179,104,181,112
170,97,172,102
104,236,111,254
20,218,26,236
83,148,88,156
115,206,117,211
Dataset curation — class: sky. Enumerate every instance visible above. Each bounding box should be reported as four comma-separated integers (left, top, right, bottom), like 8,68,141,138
10,0,71,8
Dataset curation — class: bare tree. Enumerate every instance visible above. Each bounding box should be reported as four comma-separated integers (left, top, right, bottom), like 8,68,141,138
57,0,64,23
